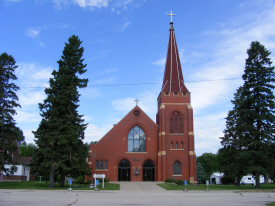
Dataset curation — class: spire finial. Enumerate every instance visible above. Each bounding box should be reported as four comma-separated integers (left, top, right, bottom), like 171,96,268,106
167,10,175,23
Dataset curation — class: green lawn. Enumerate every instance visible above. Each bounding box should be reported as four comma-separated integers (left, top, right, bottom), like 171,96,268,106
0,181,120,190
158,183,275,191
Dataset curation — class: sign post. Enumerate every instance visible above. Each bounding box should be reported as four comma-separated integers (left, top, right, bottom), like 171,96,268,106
183,180,188,191
68,178,73,191
93,174,105,191
206,180,209,192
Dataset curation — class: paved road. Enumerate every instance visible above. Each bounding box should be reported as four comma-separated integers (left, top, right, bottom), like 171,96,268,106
0,182,274,206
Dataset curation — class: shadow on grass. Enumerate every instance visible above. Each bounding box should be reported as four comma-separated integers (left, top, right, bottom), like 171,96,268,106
0,181,120,190
158,183,275,191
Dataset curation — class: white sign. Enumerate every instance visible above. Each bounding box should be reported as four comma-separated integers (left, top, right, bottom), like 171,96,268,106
93,174,105,178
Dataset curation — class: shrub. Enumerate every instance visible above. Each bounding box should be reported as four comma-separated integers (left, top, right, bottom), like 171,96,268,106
164,179,171,183
164,178,176,183
84,180,92,185
175,179,184,185
200,176,208,184
76,176,85,184
99,177,110,183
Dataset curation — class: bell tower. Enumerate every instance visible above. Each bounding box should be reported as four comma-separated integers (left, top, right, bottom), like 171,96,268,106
156,15,197,184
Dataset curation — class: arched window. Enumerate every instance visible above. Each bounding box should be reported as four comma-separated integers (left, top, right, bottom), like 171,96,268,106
174,161,181,175
181,142,183,149
105,161,108,170
176,142,178,149
100,160,103,169
128,126,146,152
96,160,99,169
170,112,183,134
171,142,173,149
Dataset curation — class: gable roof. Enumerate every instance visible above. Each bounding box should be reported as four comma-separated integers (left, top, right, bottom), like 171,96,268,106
95,106,158,144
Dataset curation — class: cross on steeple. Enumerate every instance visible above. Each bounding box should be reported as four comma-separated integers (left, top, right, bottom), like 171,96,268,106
134,98,139,106
167,10,175,22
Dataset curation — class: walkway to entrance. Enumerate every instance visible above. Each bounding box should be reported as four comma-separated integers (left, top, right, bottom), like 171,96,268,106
116,181,165,191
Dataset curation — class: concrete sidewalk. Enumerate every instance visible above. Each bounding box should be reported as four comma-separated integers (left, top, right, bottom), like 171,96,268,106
112,181,165,191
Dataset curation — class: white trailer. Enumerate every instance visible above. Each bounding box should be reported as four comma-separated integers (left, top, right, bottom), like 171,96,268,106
240,175,265,185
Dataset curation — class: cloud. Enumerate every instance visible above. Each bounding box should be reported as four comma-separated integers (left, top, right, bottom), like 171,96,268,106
152,58,166,67
53,0,109,10
73,0,109,9
15,111,41,123
80,88,101,99
194,112,227,155
17,63,53,86
25,28,41,38
182,1,275,156
94,77,114,84
15,63,53,110
111,90,157,121
84,123,113,142
25,26,46,46
119,22,131,32
99,68,118,74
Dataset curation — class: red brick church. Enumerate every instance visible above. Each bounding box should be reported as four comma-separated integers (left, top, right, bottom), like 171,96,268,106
86,20,197,183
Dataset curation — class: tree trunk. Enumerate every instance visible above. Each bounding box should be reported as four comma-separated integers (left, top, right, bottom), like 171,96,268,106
59,171,65,187
255,173,260,188
49,165,55,188
235,175,241,186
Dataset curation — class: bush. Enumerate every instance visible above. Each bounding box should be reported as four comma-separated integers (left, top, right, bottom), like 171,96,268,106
84,180,92,185
164,178,176,183
175,179,184,185
76,176,85,184
99,177,110,183
200,176,208,184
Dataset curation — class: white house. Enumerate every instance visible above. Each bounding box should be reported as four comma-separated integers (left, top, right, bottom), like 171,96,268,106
210,172,224,184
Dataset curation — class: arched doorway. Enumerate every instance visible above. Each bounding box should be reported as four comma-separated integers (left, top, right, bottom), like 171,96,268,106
143,160,155,181
118,159,130,181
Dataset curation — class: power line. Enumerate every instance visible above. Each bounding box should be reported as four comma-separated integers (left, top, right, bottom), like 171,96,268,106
18,78,242,89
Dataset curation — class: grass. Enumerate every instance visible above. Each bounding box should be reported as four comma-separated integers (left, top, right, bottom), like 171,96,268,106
0,181,120,190
158,183,275,191
266,203,275,206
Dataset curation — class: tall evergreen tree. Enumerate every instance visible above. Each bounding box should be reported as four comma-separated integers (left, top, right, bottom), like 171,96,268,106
0,52,24,172
221,41,275,188
220,86,249,186
32,35,90,188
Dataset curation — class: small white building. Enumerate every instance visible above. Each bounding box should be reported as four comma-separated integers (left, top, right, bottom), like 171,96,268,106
210,172,224,184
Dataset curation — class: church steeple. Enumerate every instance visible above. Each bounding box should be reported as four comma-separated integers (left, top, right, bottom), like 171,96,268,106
161,21,189,93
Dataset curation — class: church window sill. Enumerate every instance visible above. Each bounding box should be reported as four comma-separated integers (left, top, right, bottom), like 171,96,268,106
169,133,184,135
172,175,183,176
125,152,148,154
170,149,184,151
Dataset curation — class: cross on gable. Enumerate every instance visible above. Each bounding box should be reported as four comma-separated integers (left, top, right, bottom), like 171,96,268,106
134,98,139,106
167,10,175,22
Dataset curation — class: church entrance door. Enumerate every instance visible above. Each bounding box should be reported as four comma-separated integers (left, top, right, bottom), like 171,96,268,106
143,160,155,181
118,160,130,181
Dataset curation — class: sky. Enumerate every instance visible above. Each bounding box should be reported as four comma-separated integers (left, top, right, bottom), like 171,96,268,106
1,0,275,157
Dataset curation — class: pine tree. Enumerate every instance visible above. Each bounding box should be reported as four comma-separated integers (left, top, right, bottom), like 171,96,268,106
32,35,91,188
0,52,24,172
196,162,206,183
221,41,275,188
221,86,249,186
